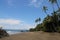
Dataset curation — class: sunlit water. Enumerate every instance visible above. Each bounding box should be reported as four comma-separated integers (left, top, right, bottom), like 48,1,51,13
7,30,29,35
7,31,21,35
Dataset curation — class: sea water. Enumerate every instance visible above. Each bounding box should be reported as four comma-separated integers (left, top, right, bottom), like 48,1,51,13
7,30,29,35
7,31,21,35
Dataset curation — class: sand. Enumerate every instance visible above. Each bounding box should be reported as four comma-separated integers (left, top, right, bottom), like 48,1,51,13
0,31,60,40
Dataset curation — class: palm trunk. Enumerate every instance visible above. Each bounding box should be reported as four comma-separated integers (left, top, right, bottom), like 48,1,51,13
56,3,59,9
52,23,57,32
56,1,60,9
45,11,48,16
52,4,55,12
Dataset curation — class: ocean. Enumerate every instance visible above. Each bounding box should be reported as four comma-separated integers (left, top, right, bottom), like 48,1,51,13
6,30,29,35
7,31,21,35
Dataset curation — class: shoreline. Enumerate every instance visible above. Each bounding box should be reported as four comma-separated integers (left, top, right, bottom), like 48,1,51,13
0,31,60,40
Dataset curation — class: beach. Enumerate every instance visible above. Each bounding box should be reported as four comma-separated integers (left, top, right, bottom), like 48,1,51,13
0,31,60,40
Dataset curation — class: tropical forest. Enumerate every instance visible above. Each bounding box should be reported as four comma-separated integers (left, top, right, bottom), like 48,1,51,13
29,0,60,33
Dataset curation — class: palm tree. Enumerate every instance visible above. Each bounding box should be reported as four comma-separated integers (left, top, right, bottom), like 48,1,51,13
48,0,59,31
35,17,41,24
43,6,48,15
49,0,55,12
49,0,60,10
55,0,60,9
49,0,56,4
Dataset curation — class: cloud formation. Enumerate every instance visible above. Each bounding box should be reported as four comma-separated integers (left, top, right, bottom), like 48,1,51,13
0,19,35,29
29,0,43,7
0,19,21,25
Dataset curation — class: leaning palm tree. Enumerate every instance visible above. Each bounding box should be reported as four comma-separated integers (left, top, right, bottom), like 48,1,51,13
43,6,48,15
49,0,55,12
55,0,60,9
49,0,60,10
35,18,41,24
49,0,59,25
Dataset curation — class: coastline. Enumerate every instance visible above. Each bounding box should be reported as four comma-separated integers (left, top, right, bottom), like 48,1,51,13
0,31,60,40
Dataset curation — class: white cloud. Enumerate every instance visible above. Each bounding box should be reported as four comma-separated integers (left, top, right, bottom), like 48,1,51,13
0,19,21,25
29,0,44,8
0,19,35,30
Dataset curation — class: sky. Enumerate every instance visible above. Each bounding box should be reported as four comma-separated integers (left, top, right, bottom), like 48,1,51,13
0,0,60,30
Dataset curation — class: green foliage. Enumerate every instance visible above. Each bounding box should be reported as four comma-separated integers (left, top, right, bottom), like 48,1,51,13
0,29,9,38
35,24,43,31
29,24,43,32
35,17,41,24
29,0,60,33
43,6,48,15
57,26,60,33
49,0,57,4
29,28,36,32
30,9,60,32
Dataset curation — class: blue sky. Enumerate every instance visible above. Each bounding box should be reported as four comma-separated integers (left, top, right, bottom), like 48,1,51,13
0,0,60,30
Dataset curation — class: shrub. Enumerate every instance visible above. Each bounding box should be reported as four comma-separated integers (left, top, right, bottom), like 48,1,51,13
0,29,9,38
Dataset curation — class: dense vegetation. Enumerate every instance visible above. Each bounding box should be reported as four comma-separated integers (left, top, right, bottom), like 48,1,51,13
0,28,9,38
29,0,60,33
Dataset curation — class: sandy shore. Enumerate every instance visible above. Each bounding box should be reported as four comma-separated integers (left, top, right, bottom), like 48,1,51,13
0,31,60,40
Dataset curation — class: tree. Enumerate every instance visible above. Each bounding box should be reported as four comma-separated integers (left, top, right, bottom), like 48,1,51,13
51,12,58,32
29,0,60,33
35,17,41,24
49,0,60,11
35,24,43,31
42,12,59,32
49,0,55,12
43,6,48,15
29,28,35,32
42,15,54,32
55,0,60,9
